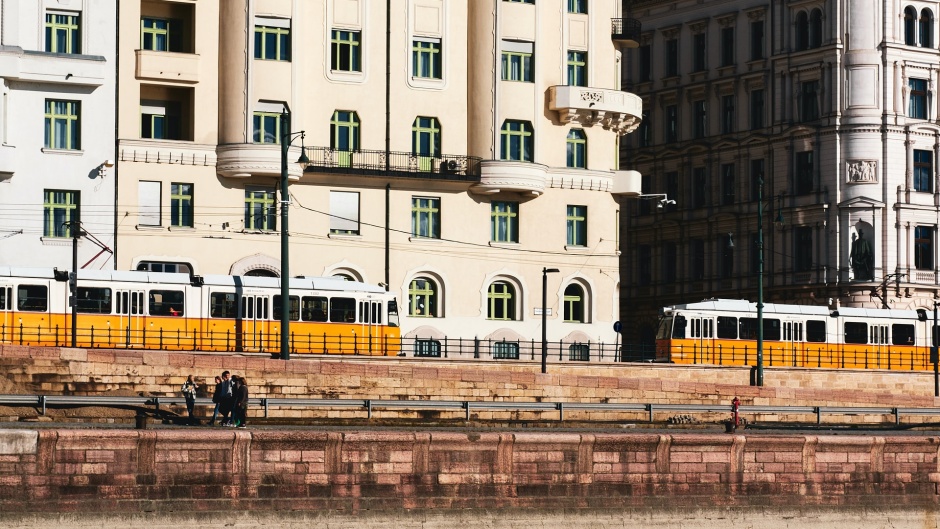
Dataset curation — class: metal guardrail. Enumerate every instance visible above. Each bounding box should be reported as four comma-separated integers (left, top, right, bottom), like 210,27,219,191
1,394,939,426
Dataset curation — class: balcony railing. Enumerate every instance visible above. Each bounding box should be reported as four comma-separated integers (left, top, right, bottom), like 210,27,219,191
611,18,641,48
303,147,482,182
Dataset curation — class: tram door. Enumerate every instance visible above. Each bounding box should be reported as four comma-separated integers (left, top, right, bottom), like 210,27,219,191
870,323,888,368
689,316,714,363
0,283,11,344
115,289,145,347
782,319,803,366
357,299,383,354
240,295,269,352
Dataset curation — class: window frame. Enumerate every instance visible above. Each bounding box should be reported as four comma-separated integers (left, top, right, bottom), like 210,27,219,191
43,190,79,238
44,99,80,150
914,149,933,192
254,24,291,61
563,283,585,323
566,129,587,168
253,111,281,144
170,183,194,228
915,225,934,270
487,281,517,320
566,205,587,247
909,78,929,119
244,188,276,232
566,50,587,86
500,120,533,161
330,29,362,72
412,38,442,79
491,201,519,243
408,277,439,317
45,12,80,54
501,50,534,82
567,0,587,14
141,17,170,51
411,196,441,239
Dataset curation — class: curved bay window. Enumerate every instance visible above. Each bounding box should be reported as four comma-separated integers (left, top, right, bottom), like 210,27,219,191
408,277,439,317
487,281,516,320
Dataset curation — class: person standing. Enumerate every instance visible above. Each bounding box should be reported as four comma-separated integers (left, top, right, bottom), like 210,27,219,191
220,370,234,426
233,375,249,428
209,375,223,425
180,375,198,419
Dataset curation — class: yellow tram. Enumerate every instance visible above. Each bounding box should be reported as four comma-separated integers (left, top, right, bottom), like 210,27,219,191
0,267,400,355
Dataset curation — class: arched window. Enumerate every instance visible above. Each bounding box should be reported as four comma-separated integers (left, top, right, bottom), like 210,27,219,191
794,11,809,51
809,9,822,48
566,129,586,168
408,277,439,317
563,284,585,323
500,120,533,161
905,6,918,46
920,9,934,48
330,110,360,167
487,281,516,320
412,116,440,158
333,273,355,281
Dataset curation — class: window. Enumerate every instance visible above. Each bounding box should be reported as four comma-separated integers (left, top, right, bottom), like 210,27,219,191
567,0,587,14
564,284,585,323
414,339,442,357
330,297,357,323
567,205,587,246
666,171,679,210
795,226,813,272
795,11,809,51
330,191,360,235
138,181,161,227
665,105,678,143
408,277,438,317
171,183,193,228
693,167,707,208
493,342,520,359
501,41,534,82
909,78,928,119
663,243,677,283
44,100,80,150
300,296,328,322
141,100,180,140
915,226,934,270
721,164,735,205
639,174,651,216
566,129,586,168
136,261,192,274
331,30,361,72
412,197,440,239
750,89,764,130
720,27,734,66
567,51,587,86
43,190,79,238
914,149,933,192
491,201,519,243
721,94,735,134
921,9,934,48
244,189,275,231
690,239,705,280
568,343,590,361
740,318,780,340
750,159,764,201
150,290,184,317
487,281,516,320
17,285,48,312
413,38,442,79
749,233,760,274
76,287,111,314
795,151,814,195
693,99,706,138
809,9,822,48
331,110,360,167
210,293,238,318
692,34,706,72
893,324,916,346
272,295,300,321
638,44,652,82
253,112,281,144
412,116,440,164
638,245,651,284
800,80,819,122
750,20,764,60
255,23,290,61
45,12,80,54
665,38,678,77
905,7,917,46
500,120,533,161
807,320,826,342
844,322,868,344
141,18,169,51
638,110,651,147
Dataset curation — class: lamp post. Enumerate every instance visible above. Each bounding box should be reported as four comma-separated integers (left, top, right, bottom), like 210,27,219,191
68,219,85,348
933,301,939,397
756,178,765,386
279,110,308,361
541,267,560,374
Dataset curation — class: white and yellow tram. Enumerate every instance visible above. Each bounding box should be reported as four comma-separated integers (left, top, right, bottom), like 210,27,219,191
0,267,400,355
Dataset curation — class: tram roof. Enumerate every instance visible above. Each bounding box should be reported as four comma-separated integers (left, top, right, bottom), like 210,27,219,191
667,298,922,319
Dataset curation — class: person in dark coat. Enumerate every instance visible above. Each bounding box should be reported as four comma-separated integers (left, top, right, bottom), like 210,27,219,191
220,370,235,426
209,375,223,425
233,375,249,428
180,374,198,419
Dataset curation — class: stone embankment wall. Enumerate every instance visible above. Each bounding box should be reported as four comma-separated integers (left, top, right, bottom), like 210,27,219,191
0,428,937,515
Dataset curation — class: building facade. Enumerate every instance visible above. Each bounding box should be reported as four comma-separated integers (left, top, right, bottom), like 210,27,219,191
0,0,117,270
620,0,940,352
110,0,641,353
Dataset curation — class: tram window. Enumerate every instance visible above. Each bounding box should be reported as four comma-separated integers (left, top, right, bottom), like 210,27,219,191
892,324,915,345
76,287,112,314
330,297,356,323
0,286,9,310
763,318,780,340
388,300,400,328
301,296,328,322
136,261,193,274
149,290,184,316
273,295,300,321
672,315,687,338
655,317,672,340
739,318,781,340
210,292,238,318
844,322,868,344
806,320,826,342
17,285,48,312
717,316,737,339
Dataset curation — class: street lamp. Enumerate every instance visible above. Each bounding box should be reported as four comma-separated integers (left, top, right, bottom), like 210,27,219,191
279,110,309,361
541,267,560,374
68,219,85,348
755,176,784,386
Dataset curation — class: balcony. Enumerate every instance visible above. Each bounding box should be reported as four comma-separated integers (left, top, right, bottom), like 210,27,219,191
216,143,307,179
548,86,642,135
470,161,548,196
0,144,15,178
301,147,482,182
136,50,200,84
611,18,641,48
0,49,107,86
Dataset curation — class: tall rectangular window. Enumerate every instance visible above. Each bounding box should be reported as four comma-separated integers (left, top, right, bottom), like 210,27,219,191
331,29,361,72
567,205,587,247
801,80,820,121
721,233,734,278
138,181,161,226
171,183,193,228
413,38,442,79
43,190,79,238
750,89,764,130
501,41,534,82
567,0,587,13
567,51,587,86
638,245,652,284
693,167,707,208
693,100,707,139
141,18,169,51
500,120,533,161
795,227,813,272
721,94,735,134
796,151,814,195
690,239,706,280
411,197,440,239
566,129,586,168
639,174,652,216
750,20,765,60
244,189,276,231
254,23,290,61
45,12,80,54
44,100,80,150
253,111,281,144
141,100,180,140
330,191,360,235
666,171,679,209
692,34,706,72
638,44,652,82
915,226,935,270
663,243,677,283
910,78,928,119
665,38,678,77
750,159,765,201
665,104,678,143
721,164,735,205
914,149,933,192
491,201,519,243
720,26,735,66
638,110,651,147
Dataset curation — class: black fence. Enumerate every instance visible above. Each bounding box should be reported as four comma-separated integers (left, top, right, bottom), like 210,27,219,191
303,147,483,182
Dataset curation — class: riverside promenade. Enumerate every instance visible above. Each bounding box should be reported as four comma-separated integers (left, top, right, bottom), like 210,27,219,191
0,345,940,528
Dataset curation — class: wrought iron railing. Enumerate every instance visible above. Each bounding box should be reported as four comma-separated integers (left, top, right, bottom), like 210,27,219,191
611,18,641,43
303,146,483,182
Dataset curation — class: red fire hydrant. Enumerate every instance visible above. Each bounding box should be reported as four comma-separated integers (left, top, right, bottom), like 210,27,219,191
731,396,741,428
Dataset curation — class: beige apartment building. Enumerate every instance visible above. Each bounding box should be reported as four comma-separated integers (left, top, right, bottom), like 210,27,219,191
114,0,642,357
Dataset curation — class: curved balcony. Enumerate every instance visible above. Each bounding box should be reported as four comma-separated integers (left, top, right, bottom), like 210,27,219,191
548,86,643,135
216,143,306,180
611,18,642,48
470,161,547,196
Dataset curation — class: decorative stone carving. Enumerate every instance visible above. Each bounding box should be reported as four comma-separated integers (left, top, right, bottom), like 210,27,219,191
846,160,877,184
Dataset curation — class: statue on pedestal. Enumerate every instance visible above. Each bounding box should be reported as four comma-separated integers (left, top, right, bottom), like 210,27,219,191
850,231,873,281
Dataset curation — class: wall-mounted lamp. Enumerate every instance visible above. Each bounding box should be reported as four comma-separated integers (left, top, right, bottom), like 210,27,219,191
96,160,114,178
